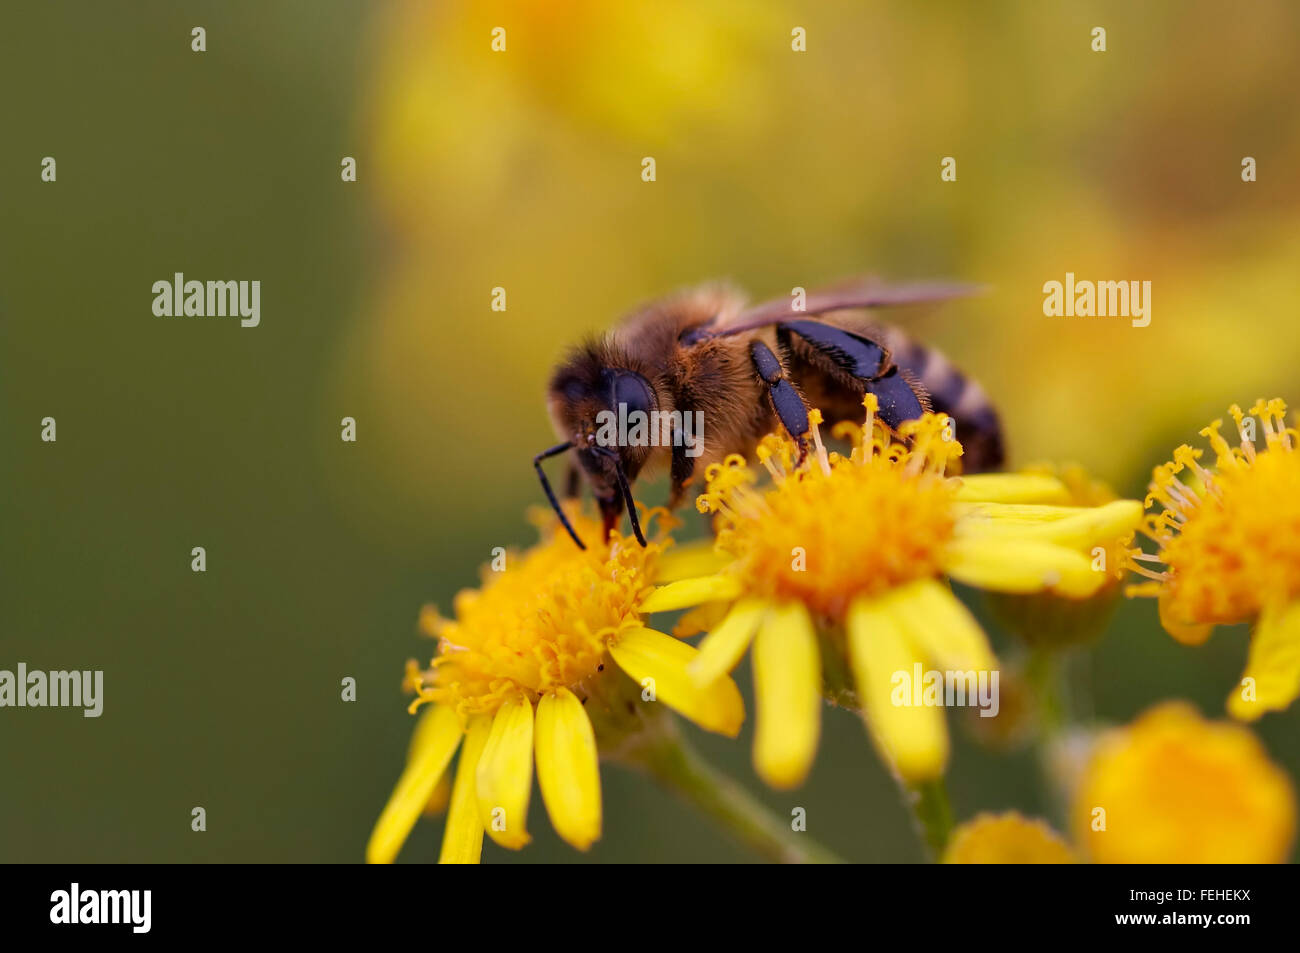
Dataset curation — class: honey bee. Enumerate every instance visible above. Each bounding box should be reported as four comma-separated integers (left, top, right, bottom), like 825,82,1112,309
537,279,1004,549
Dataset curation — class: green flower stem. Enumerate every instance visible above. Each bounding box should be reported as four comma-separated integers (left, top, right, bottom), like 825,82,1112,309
905,777,953,859
1025,646,1091,825
636,730,843,864
1026,647,1067,737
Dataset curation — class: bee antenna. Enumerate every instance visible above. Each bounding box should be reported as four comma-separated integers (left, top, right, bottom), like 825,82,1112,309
611,457,648,547
533,442,586,550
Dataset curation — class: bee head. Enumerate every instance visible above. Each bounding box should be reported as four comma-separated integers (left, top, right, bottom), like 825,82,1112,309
541,342,659,547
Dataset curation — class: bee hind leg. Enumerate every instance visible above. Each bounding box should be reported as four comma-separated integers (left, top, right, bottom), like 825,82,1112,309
776,320,927,431
749,340,810,458
865,365,929,430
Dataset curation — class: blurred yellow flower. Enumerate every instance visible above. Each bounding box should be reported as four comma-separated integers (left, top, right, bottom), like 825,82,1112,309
367,510,744,864
942,812,1076,864
643,399,1143,787
369,0,778,233
1127,398,1300,719
1072,702,1295,864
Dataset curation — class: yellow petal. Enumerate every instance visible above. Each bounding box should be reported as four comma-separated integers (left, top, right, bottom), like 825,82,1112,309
847,595,948,782
1008,500,1142,548
439,714,491,864
1159,591,1214,646
640,574,743,614
654,538,730,582
672,600,732,638
752,601,821,789
953,502,1090,526
424,773,451,816
1228,599,1300,721
953,473,1071,504
890,579,996,672
475,697,534,849
366,704,463,864
955,501,1142,547
610,627,745,736
535,688,602,851
943,537,1104,597
687,596,768,685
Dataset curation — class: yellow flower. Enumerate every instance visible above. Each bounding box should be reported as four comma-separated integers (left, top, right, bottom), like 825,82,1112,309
367,510,744,864
1127,398,1300,719
1072,702,1295,864
644,398,1143,787
984,464,1130,649
942,812,1077,864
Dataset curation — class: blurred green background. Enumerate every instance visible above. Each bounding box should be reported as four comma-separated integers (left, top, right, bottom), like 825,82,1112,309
2,0,1297,862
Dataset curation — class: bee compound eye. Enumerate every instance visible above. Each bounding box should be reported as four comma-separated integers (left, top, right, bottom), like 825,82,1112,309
611,371,654,419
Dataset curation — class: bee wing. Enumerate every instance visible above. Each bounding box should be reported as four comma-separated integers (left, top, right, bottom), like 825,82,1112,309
704,278,985,338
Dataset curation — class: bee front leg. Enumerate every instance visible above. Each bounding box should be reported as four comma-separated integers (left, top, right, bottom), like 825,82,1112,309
749,339,810,458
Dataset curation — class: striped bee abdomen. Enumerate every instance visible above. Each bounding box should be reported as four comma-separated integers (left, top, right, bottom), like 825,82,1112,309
884,332,1005,473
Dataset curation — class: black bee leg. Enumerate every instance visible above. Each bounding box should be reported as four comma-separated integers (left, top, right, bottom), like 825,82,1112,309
564,459,581,498
593,457,647,547
534,442,586,550
777,318,1002,471
777,320,928,429
777,319,888,378
668,443,695,509
611,457,648,546
865,365,928,430
749,340,810,454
